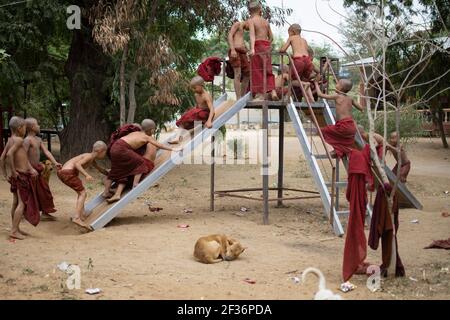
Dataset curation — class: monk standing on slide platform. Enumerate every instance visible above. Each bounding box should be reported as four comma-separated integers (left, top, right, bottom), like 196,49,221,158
0,116,39,240
24,117,62,220
248,1,276,100
228,20,250,99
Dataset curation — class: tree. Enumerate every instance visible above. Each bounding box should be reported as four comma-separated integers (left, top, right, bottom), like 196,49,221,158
343,0,450,148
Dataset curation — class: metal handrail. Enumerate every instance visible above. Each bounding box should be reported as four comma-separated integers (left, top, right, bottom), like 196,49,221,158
246,50,338,224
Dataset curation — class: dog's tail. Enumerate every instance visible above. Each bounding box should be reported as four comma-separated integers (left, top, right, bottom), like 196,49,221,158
302,267,327,292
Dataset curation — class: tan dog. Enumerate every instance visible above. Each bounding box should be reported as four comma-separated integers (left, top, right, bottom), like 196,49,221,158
41,160,53,184
194,234,246,264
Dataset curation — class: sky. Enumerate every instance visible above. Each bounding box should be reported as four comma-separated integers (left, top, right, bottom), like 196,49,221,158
267,0,348,50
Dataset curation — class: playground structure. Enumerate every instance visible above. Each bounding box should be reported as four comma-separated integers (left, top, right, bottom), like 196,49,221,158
84,52,422,236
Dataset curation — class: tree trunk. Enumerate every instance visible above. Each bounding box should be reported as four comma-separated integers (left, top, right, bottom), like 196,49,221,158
437,108,449,148
61,7,112,162
127,68,138,124
119,44,128,126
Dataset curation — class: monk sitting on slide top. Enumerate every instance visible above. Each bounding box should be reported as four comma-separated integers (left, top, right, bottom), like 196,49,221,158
0,116,39,240
57,141,108,227
106,120,179,203
248,1,276,100
169,76,214,144
314,79,364,159
24,117,62,220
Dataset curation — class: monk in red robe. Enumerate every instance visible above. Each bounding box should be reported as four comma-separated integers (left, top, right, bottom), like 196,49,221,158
169,76,215,144
107,123,142,158
0,116,40,240
57,141,109,227
279,24,313,81
315,79,364,159
106,120,178,203
248,1,275,100
369,131,409,277
23,117,61,220
342,144,374,282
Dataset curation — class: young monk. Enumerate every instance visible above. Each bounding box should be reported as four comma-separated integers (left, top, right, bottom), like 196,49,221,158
106,120,179,203
279,24,313,81
389,132,411,183
271,64,290,101
280,25,317,103
57,141,108,226
368,132,410,278
315,79,364,158
228,20,250,99
248,1,276,100
0,116,39,240
23,117,62,220
169,76,215,144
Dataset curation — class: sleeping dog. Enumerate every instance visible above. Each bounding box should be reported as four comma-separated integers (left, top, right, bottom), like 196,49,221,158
194,234,246,264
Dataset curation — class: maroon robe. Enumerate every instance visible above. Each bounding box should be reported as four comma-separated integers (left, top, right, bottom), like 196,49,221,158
176,107,210,130
57,168,85,193
321,117,357,159
9,171,40,226
251,40,275,95
108,139,152,185
197,57,222,82
292,55,313,80
32,162,56,214
342,145,374,282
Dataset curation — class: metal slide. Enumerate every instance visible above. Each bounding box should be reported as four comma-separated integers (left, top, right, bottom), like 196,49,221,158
322,99,422,210
286,98,345,236
84,92,252,230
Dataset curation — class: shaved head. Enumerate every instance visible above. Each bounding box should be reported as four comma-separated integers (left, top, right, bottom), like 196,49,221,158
289,24,302,35
280,64,289,74
141,119,156,132
248,1,262,14
338,79,353,93
190,76,205,88
93,140,107,152
25,117,37,129
9,116,25,132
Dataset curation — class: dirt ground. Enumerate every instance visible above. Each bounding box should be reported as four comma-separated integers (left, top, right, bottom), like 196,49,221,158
0,136,449,300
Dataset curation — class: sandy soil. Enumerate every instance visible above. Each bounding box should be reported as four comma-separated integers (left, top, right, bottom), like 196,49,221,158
0,137,449,300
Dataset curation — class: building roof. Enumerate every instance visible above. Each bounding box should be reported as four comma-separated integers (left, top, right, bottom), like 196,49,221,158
341,57,376,68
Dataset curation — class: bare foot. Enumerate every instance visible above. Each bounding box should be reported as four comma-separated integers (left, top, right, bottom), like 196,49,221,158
71,217,87,228
271,90,280,101
42,213,57,221
10,232,25,240
168,136,181,145
18,228,30,236
101,191,113,198
253,94,265,101
106,195,121,204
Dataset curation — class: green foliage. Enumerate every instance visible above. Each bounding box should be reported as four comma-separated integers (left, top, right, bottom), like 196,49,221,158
0,0,71,128
353,106,423,142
